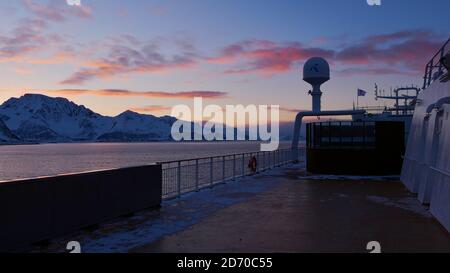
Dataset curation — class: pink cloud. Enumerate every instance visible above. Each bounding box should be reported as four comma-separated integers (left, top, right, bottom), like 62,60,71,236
334,30,443,72
0,18,75,67
0,19,56,62
210,39,332,75
335,67,417,77
47,89,228,99
212,30,445,77
50,29,447,85
22,0,92,22
227,44,334,75
61,40,199,85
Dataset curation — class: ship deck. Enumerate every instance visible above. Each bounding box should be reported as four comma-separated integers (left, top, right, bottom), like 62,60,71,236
35,164,450,253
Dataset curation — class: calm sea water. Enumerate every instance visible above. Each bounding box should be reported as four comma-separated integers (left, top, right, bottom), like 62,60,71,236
0,141,292,181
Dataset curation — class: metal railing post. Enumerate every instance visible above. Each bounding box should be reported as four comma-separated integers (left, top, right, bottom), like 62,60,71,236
427,62,433,86
268,151,271,168
273,151,275,168
272,151,275,167
243,153,246,176
210,157,213,186
269,151,272,168
263,152,266,170
195,159,199,191
438,49,445,77
273,151,276,167
177,161,181,198
277,150,280,166
256,152,260,173
233,154,236,180
222,156,226,182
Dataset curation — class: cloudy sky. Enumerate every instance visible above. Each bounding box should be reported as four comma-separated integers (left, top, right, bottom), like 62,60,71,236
0,0,449,121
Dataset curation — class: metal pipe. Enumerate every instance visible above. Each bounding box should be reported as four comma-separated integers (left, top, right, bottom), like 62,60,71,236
426,103,436,114
434,96,450,110
426,97,450,114
291,110,366,160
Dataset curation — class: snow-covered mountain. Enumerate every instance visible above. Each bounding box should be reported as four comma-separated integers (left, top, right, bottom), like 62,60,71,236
97,110,176,142
0,93,297,144
0,94,177,143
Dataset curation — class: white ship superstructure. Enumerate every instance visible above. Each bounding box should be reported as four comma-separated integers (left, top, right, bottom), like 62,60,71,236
401,38,450,232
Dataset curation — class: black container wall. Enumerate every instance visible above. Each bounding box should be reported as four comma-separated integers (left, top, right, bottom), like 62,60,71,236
306,121,405,175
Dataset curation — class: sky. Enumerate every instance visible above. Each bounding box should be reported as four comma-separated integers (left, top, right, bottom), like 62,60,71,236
0,0,449,122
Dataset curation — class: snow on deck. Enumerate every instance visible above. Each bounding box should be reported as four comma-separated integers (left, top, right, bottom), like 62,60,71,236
34,166,286,253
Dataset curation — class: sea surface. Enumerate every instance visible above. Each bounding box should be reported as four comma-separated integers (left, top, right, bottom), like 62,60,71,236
0,141,292,181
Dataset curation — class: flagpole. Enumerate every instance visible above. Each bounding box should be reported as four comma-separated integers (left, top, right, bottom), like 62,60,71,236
357,89,359,109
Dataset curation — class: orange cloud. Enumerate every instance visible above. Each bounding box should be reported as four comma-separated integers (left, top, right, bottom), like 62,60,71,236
279,107,307,113
47,89,228,99
131,105,173,114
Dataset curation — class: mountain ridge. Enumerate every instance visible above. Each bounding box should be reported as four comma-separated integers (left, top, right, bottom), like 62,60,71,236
0,94,177,143
0,93,301,144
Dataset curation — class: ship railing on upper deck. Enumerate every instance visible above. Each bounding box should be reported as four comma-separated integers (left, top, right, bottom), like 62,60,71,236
355,105,415,116
423,38,450,89
159,147,306,199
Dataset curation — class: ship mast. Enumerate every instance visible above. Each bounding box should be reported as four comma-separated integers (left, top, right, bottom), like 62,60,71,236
374,84,421,116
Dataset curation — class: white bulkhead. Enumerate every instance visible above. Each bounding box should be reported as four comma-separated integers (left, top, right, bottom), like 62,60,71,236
401,78,450,232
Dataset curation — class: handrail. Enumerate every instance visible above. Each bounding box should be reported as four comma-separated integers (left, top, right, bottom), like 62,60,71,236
158,147,296,164
423,38,450,89
404,156,450,177
160,147,305,199
430,166,450,178
428,38,450,65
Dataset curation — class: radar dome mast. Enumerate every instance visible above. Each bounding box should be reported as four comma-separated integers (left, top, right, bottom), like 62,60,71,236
303,57,330,112
291,57,365,161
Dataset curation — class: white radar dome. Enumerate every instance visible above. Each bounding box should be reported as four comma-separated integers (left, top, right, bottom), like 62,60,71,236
303,57,330,86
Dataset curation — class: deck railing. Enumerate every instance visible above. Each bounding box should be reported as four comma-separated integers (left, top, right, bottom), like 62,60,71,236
423,38,450,89
160,147,305,199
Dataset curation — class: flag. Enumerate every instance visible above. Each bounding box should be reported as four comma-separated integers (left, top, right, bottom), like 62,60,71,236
357,89,367,97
